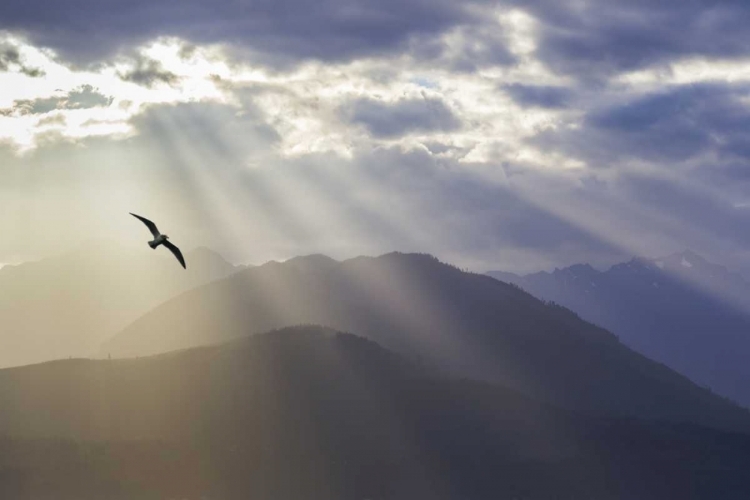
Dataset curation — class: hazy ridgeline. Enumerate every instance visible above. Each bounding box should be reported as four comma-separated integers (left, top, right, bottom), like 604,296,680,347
0,243,239,367
489,250,750,408
105,252,750,433
2,326,750,499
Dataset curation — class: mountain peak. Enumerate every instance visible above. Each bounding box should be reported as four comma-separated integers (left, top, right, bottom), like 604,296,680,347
378,251,441,262
607,256,659,274
660,249,708,268
486,250,750,409
564,263,599,277
106,249,750,434
546,263,600,281
284,253,339,266
380,252,460,271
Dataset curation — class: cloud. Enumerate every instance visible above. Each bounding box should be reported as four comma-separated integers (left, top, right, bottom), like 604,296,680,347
340,95,462,138
0,45,19,70
0,0,495,65
533,83,750,166
0,42,45,76
6,0,750,80
36,114,67,127
406,17,517,73
66,85,115,108
0,33,569,167
502,84,572,108
11,85,113,115
118,57,180,87
515,1,750,77
0,37,239,149
5,85,113,119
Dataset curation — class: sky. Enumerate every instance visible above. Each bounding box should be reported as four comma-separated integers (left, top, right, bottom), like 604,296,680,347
2,1,750,274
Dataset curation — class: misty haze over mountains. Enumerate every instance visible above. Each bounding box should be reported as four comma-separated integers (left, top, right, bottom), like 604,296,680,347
489,250,750,408
0,243,241,368
2,247,750,498
100,251,750,434
2,325,750,499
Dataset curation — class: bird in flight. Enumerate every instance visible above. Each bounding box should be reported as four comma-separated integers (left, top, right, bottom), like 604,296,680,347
130,213,186,269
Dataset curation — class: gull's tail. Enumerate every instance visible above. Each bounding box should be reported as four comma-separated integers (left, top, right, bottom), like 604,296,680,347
148,240,159,249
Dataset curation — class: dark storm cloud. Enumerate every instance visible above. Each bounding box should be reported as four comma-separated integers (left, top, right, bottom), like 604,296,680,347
502,84,572,108
4,0,750,77
0,0,490,65
513,0,750,77
534,83,750,165
341,95,462,138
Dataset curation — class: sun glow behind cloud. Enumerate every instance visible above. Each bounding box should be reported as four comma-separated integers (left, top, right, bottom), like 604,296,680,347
616,57,750,88
1,20,575,166
2,2,750,279
0,34,232,151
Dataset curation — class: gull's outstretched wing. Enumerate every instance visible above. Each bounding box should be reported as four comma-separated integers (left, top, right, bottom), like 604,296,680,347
163,240,187,269
130,213,161,238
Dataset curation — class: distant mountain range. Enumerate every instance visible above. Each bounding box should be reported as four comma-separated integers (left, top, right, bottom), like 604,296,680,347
488,250,750,408
0,242,241,368
102,252,750,434
2,325,750,499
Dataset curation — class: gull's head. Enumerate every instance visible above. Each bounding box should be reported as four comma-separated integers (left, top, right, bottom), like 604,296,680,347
163,234,169,240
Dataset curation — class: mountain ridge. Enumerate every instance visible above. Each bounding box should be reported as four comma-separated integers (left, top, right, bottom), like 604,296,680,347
488,250,750,408
103,251,750,434
3,325,750,499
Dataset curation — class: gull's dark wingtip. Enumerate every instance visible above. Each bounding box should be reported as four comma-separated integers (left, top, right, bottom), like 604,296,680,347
130,212,160,238
163,240,187,269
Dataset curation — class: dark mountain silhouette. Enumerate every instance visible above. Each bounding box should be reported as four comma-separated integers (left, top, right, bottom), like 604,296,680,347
0,242,241,368
488,250,750,408
2,325,750,499
103,252,750,433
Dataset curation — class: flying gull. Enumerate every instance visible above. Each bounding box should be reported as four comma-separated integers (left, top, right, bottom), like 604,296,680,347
130,213,186,269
